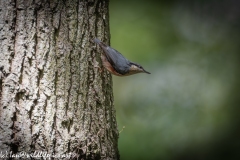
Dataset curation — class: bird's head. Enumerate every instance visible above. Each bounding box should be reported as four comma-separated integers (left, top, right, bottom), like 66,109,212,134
128,62,151,75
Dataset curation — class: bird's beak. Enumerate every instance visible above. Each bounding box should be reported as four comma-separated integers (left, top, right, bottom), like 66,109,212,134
143,69,151,74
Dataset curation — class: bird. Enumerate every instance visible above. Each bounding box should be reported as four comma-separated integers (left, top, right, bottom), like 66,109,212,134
93,38,150,76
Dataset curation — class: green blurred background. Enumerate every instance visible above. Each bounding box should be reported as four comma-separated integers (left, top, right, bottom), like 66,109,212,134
109,0,240,160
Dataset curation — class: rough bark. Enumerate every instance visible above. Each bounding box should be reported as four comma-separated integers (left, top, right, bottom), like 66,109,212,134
0,0,119,159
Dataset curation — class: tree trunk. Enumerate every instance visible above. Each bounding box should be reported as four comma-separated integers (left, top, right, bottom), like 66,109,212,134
0,0,119,159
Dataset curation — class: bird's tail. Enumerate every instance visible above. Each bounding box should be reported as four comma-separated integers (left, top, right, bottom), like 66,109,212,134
93,38,108,49
93,38,101,44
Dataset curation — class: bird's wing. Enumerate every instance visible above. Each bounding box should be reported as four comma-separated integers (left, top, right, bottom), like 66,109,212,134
103,46,130,75
96,40,130,75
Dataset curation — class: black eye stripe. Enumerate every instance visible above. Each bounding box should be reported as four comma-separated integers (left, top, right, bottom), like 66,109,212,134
131,62,142,69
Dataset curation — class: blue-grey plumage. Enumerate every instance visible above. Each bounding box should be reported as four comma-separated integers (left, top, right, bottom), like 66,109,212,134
93,38,150,76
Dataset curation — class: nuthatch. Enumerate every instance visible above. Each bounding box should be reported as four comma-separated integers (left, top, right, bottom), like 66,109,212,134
93,38,150,76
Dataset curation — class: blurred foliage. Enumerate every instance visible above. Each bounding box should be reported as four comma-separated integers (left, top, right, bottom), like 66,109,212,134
109,0,240,160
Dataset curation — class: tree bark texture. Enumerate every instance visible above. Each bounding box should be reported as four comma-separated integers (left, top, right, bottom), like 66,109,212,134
0,0,119,159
